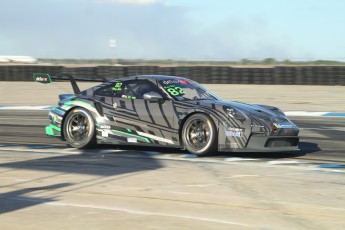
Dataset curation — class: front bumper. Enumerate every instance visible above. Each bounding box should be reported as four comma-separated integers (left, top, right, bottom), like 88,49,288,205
219,135,299,152
45,107,65,137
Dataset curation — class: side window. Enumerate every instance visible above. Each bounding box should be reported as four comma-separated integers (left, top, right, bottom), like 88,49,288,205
94,80,163,99
121,80,162,99
94,84,116,97
94,81,126,98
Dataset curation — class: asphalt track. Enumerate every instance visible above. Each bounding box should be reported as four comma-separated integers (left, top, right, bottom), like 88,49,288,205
0,110,344,163
0,110,345,229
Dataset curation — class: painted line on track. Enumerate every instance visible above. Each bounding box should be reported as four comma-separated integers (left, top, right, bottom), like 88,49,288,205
285,111,345,117
0,106,52,110
11,197,251,227
1,105,345,117
1,144,345,173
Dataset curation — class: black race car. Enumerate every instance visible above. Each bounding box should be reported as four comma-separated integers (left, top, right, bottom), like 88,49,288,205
34,73,299,156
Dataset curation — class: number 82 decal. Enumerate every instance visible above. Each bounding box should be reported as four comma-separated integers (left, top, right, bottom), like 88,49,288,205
166,86,185,96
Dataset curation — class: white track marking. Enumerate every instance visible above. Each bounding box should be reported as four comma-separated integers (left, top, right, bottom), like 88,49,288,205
99,149,125,154
63,148,79,151
12,197,250,227
224,157,259,162
0,106,51,110
229,175,260,178
268,160,306,165
0,117,47,120
285,111,328,116
300,127,345,132
186,184,216,187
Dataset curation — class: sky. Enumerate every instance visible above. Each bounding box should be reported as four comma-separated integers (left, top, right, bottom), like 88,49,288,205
1,0,345,61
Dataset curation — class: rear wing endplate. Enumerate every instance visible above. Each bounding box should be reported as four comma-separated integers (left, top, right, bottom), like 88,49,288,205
33,73,107,94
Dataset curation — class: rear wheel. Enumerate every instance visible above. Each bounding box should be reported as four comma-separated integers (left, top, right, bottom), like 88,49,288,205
182,113,217,156
63,108,96,148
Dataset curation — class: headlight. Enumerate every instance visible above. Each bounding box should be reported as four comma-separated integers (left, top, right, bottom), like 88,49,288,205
226,108,246,122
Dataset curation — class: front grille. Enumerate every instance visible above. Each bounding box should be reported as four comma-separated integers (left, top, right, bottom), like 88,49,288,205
265,138,299,147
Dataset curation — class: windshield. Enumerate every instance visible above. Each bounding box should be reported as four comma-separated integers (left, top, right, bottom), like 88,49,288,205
158,78,221,101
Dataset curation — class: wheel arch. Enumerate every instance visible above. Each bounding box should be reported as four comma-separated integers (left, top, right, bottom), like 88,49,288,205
60,106,80,141
178,109,218,147
60,99,103,140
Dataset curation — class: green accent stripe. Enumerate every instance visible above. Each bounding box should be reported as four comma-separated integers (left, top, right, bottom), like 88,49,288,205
62,105,72,110
127,128,132,132
51,107,65,114
50,124,61,132
111,129,150,143
65,100,93,107
45,124,61,137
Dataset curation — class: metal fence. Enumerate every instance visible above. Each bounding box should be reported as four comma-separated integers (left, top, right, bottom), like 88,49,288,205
0,65,344,85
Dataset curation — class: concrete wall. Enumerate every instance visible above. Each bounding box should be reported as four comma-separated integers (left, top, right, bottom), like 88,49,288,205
1,65,345,85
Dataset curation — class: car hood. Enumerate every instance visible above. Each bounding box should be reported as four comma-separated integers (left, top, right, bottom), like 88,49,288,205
199,99,286,121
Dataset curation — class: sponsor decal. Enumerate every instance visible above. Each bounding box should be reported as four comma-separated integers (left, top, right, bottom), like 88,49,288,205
33,73,52,84
164,85,185,96
178,79,188,85
278,124,293,128
49,112,61,125
121,95,136,99
227,127,244,132
99,125,110,129
161,79,180,85
112,82,123,91
226,131,242,137
127,137,137,143
273,123,293,128
101,130,109,137
36,77,48,82
226,127,244,137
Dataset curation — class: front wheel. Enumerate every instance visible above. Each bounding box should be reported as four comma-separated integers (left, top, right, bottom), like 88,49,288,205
63,108,96,148
182,113,217,156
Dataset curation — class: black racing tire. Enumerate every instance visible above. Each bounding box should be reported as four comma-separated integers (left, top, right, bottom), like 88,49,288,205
182,113,217,156
63,107,96,148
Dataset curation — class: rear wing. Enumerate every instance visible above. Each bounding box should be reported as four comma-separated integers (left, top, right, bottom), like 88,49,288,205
33,73,107,94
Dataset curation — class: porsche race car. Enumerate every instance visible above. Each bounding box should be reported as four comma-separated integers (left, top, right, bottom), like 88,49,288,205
34,73,299,156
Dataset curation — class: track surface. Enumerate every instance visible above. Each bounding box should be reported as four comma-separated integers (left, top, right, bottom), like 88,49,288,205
0,110,344,163
0,110,345,229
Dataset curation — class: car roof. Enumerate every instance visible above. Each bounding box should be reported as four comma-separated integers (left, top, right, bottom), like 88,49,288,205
112,75,189,82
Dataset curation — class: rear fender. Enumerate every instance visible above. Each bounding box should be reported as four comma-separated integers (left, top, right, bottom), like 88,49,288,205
59,99,104,140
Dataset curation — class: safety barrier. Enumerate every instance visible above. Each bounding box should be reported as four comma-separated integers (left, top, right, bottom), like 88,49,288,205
0,65,344,85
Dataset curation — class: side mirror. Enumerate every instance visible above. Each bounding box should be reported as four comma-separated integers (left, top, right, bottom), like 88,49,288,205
143,92,164,102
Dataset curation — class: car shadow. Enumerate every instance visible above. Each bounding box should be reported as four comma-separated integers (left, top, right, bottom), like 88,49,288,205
0,183,71,215
97,141,321,160
213,142,321,159
0,149,163,215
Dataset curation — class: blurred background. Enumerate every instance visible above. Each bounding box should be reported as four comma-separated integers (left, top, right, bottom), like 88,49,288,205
1,2,345,230
0,0,345,85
